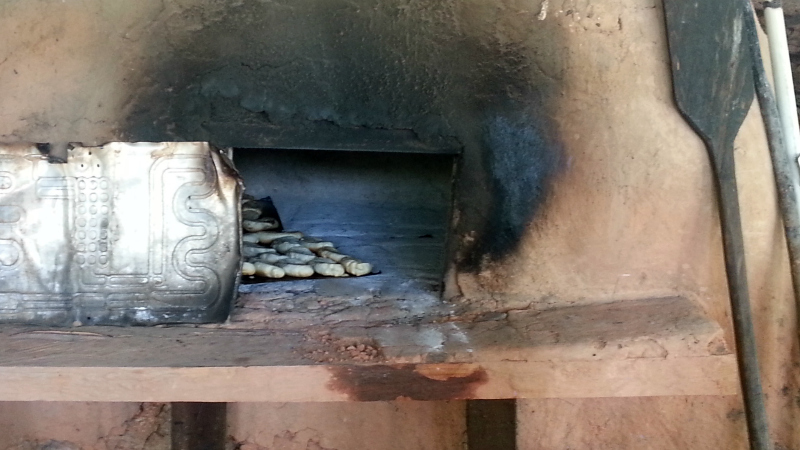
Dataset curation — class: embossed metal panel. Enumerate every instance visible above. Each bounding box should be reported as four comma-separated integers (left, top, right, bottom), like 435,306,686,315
0,142,242,325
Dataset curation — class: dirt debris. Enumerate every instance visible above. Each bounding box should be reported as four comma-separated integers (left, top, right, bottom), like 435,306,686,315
302,332,382,363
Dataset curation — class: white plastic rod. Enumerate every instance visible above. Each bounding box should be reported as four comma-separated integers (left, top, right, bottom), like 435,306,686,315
764,2,800,166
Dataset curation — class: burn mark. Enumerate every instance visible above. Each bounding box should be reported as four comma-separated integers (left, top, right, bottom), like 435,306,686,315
327,364,488,401
119,0,467,146
458,102,562,270
80,0,567,276
450,31,565,271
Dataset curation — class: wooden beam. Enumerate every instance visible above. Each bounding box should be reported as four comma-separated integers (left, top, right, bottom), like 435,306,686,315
0,297,735,402
171,403,227,450
468,400,517,450
0,356,738,402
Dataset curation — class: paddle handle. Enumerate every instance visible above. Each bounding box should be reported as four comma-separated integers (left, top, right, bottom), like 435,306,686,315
715,162,773,450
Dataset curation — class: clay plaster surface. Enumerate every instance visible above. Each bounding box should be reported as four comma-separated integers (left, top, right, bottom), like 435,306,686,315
0,402,169,450
227,401,466,450
518,397,748,450
503,0,800,447
0,0,797,448
0,401,465,450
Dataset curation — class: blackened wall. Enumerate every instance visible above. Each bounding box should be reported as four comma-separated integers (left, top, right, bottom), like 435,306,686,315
0,0,565,272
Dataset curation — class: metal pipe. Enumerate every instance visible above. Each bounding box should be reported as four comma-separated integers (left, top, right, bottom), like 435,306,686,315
745,0,800,326
764,1,800,164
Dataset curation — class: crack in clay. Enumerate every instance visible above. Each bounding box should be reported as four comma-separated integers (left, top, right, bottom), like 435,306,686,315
96,403,170,450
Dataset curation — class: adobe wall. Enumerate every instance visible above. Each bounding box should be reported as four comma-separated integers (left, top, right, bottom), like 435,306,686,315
0,0,798,448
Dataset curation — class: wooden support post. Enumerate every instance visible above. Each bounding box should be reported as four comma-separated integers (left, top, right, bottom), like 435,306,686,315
171,402,227,450
467,400,517,450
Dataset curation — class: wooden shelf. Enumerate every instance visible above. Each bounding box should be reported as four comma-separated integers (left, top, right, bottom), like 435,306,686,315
0,296,738,402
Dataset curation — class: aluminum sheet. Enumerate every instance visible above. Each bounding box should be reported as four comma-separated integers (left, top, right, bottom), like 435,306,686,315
0,142,242,325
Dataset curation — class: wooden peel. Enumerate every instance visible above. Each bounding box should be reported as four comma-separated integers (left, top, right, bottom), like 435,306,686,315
662,1,772,449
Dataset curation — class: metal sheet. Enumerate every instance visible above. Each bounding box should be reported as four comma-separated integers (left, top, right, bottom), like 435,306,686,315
0,142,242,325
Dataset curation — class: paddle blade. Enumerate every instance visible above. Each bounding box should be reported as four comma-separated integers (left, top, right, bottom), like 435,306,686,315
664,0,755,157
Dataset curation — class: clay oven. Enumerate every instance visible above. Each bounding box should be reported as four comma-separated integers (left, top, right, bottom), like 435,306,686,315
0,0,563,325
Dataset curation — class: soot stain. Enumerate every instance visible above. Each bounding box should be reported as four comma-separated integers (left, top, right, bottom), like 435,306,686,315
120,0,464,144
327,364,488,401
118,0,566,271
469,105,562,268
452,37,564,271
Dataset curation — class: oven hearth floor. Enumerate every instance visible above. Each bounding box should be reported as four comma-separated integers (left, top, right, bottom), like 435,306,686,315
0,295,737,402
235,274,451,330
234,202,452,330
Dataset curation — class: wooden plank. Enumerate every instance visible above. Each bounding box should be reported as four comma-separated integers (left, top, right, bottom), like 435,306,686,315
0,296,737,402
0,356,737,402
0,296,726,368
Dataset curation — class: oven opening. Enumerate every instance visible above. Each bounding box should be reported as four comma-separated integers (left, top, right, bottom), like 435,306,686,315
231,148,457,326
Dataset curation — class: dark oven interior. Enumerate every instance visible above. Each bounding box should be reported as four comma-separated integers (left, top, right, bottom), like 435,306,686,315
231,148,458,324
